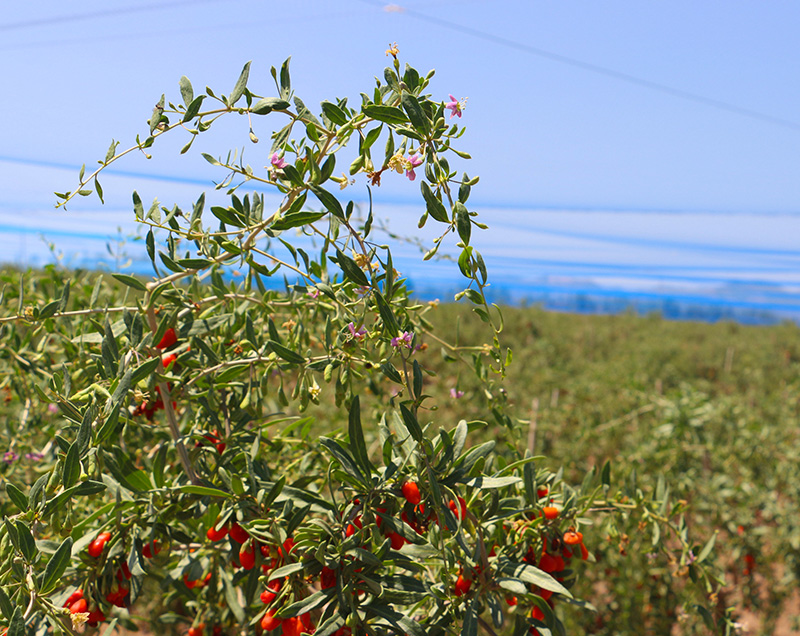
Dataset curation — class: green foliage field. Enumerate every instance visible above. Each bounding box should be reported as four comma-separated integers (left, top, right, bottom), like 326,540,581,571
2,263,798,634
424,304,800,634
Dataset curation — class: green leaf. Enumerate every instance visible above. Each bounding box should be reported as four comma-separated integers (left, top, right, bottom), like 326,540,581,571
271,211,326,231
177,257,213,269
42,480,106,516
58,279,71,312
464,476,521,489
268,340,306,364
320,437,366,484
277,590,333,618
367,604,426,636
279,57,292,99
37,300,59,320
462,597,479,636
131,357,160,384
400,92,429,134
412,360,423,400
280,164,305,187
455,201,471,244
104,139,119,164
0,587,14,622
179,75,194,106
334,250,369,287
222,570,245,623
601,459,611,486
5,483,28,512
149,94,165,134
109,369,132,411
159,251,184,273
182,95,206,122
145,229,156,269
16,520,37,562
40,537,73,594
373,291,399,335
380,361,403,384
420,181,449,223
111,273,147,292
308,184,344,220
179,485,234,499
7,607,24,636
28,474,48,509
695,605,716,631
62,442,80,488
500,562,571,597
321,101,348,126
252,97,291,114
362,104,408,125
348,396,372,476
229,61,251,106
267,562,304,581
399,404,424,442
696,532,717,564
95,403,121,445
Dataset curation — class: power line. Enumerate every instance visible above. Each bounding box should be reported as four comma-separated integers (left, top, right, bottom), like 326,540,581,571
0,9,367,52
0,1,223,32
359,0,800,132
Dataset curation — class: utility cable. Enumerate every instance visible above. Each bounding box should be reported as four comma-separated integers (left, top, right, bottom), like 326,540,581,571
359,0,800,132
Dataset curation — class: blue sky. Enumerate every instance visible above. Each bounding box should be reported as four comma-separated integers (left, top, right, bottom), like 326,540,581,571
2,1,800,314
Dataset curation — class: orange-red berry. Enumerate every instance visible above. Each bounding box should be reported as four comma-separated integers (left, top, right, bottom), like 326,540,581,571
448,497,467,520
88,531,112,558
454,573,472,596
239,540,256,570
229,522,249,544
261,610,281,632
401,481,422,505
157,328,177,350
542,506,559,520
142,540,161,559
260,579,282,604
206,522,228,542
563,531,583,545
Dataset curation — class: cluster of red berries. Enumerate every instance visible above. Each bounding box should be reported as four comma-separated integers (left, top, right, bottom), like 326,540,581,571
204,519,317,634
63,589,106,626
131,327,182,419
524,531,590,634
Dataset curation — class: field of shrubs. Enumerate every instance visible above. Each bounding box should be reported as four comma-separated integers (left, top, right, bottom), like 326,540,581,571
1,55,798,636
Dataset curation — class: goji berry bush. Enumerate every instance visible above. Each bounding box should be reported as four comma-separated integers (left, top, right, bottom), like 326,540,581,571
0,54,729,636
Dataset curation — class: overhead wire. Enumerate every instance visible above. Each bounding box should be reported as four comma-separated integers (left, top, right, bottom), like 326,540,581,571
0,1,225,32
356,0,800,132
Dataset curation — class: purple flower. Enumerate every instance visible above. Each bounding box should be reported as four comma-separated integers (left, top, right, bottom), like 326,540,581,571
25,452,44,462
347,322,367,341
3,451,17,464
405,154,423,181
445,94,463,119
47,403,58,414
391,331,414,349
450,388,464,399
307,288,321,299
270,152,288,169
